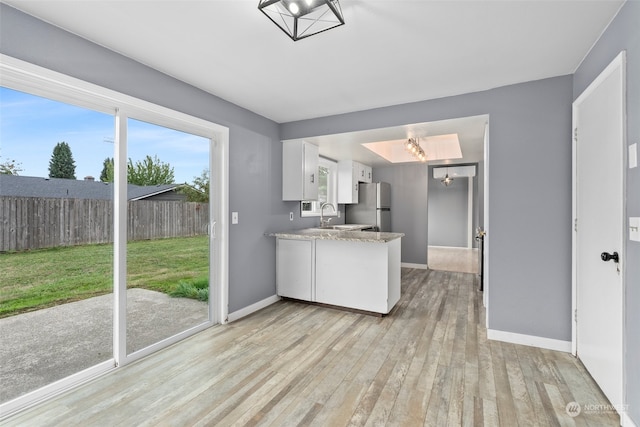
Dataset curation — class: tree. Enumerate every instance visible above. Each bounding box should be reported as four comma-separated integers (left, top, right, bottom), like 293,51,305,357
100,157,114,182
0,153,23,175
180,169,209,202
98,155,174,185
48,141,76,179
127,155,174,185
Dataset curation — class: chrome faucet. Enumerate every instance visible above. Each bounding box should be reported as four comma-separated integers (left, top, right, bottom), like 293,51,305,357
320,202,336,228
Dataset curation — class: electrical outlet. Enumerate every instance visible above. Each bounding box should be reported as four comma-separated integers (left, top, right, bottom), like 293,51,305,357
289,212,294,221
232,212,238,224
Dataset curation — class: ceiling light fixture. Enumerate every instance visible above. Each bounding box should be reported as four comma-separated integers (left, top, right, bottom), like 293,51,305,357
258,0,345,41
441,168,454,186
405,138,427,162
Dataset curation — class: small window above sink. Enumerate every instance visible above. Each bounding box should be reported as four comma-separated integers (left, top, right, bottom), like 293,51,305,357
301,157,338,217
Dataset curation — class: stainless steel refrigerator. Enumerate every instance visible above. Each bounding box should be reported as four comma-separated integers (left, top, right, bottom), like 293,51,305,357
345,182,391,231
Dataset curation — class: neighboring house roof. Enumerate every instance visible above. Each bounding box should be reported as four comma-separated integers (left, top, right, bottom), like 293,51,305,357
0,174,184,200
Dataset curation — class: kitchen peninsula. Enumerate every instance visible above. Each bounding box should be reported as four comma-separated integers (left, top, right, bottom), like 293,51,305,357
268,226,404,315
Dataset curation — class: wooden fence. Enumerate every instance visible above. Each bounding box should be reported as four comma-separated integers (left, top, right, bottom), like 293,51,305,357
0,196,209,252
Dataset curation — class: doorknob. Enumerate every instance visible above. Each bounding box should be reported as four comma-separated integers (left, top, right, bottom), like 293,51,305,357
601,251,619,263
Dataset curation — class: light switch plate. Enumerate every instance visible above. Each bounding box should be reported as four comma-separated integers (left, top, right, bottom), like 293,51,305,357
630,217,640,242
630,143,638,169
232,212,238,224
289,212,294,221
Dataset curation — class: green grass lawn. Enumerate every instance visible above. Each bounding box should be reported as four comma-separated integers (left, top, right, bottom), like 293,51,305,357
0,236,209,318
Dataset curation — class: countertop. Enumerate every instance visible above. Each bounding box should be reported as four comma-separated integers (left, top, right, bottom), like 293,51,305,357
267,225,404,243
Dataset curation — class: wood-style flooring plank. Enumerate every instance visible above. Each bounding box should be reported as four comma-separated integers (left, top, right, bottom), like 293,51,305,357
502,343,536,427
3,268,620,427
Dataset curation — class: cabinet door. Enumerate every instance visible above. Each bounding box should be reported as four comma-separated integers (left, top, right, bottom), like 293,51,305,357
355,162,373,183
338,160,358,204
303,142,319,200
276,239,313,300
283,141,319,200
362,165,373,183
357,162,366,182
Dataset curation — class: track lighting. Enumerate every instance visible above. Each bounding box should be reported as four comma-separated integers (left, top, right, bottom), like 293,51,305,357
405,138,427,162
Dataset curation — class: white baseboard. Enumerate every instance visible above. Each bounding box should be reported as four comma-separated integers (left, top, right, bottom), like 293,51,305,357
622,411,638,427
487,329,572,352
227,295,280,323
401,262,429,270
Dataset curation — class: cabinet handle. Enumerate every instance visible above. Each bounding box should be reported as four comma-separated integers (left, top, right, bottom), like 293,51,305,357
311,173,315,183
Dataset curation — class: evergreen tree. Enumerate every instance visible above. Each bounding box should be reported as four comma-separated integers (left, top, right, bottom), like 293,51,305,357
100,157,114,182
48,142,76,179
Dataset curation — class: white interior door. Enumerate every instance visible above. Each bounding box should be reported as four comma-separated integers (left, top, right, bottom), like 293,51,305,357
573,52,625,410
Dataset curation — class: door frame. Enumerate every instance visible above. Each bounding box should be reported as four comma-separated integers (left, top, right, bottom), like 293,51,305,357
571,50,626,404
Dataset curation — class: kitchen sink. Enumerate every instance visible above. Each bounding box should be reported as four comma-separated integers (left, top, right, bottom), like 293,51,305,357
299,227,342,234
312,224,374,231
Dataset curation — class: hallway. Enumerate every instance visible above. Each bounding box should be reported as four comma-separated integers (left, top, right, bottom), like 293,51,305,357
428,246,479,274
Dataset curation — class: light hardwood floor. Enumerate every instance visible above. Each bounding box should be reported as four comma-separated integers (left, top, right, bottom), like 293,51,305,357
4,269,618,426
428,246,479,274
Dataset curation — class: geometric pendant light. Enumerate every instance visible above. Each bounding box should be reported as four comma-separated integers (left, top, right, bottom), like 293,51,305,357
258,0,345,41
441,168,454,186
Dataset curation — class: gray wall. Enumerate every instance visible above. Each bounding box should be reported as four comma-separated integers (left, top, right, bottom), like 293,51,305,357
428,168,477,248
374,164,429,265
573,1,639,424
282,75,574,343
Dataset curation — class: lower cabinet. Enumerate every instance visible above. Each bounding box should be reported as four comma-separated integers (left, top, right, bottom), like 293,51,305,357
276,238,314,300
315,238,400,314
276,237,401,314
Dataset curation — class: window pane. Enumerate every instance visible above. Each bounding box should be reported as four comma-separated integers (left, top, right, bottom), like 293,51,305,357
0,87,114,403
318,166,329,205
301,159,337,216
125,118,210,355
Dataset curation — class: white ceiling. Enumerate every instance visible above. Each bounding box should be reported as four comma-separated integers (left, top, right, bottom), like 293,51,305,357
3,0,624,166
4,0,623,123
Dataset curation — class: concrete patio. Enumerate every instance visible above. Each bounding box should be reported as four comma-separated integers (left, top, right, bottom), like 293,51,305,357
0,289,208,403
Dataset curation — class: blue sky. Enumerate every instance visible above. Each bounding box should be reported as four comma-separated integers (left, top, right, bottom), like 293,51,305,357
0,87,209,184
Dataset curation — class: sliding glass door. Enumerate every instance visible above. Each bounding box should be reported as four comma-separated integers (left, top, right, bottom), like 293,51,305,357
125,118,211,356
0,87,115,403
0,56,228,416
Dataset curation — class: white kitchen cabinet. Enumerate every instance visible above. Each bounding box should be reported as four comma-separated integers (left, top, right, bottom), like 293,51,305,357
338,160,358,204
360,164,373,183
315,238,401,314
337,160,372,203
282,140,319,201
276,238,314,300
272,230,403,315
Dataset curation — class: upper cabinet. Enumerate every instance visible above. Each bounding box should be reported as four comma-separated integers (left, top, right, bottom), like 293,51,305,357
359,163,373,184
283,141,319,201
337,160,372,204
